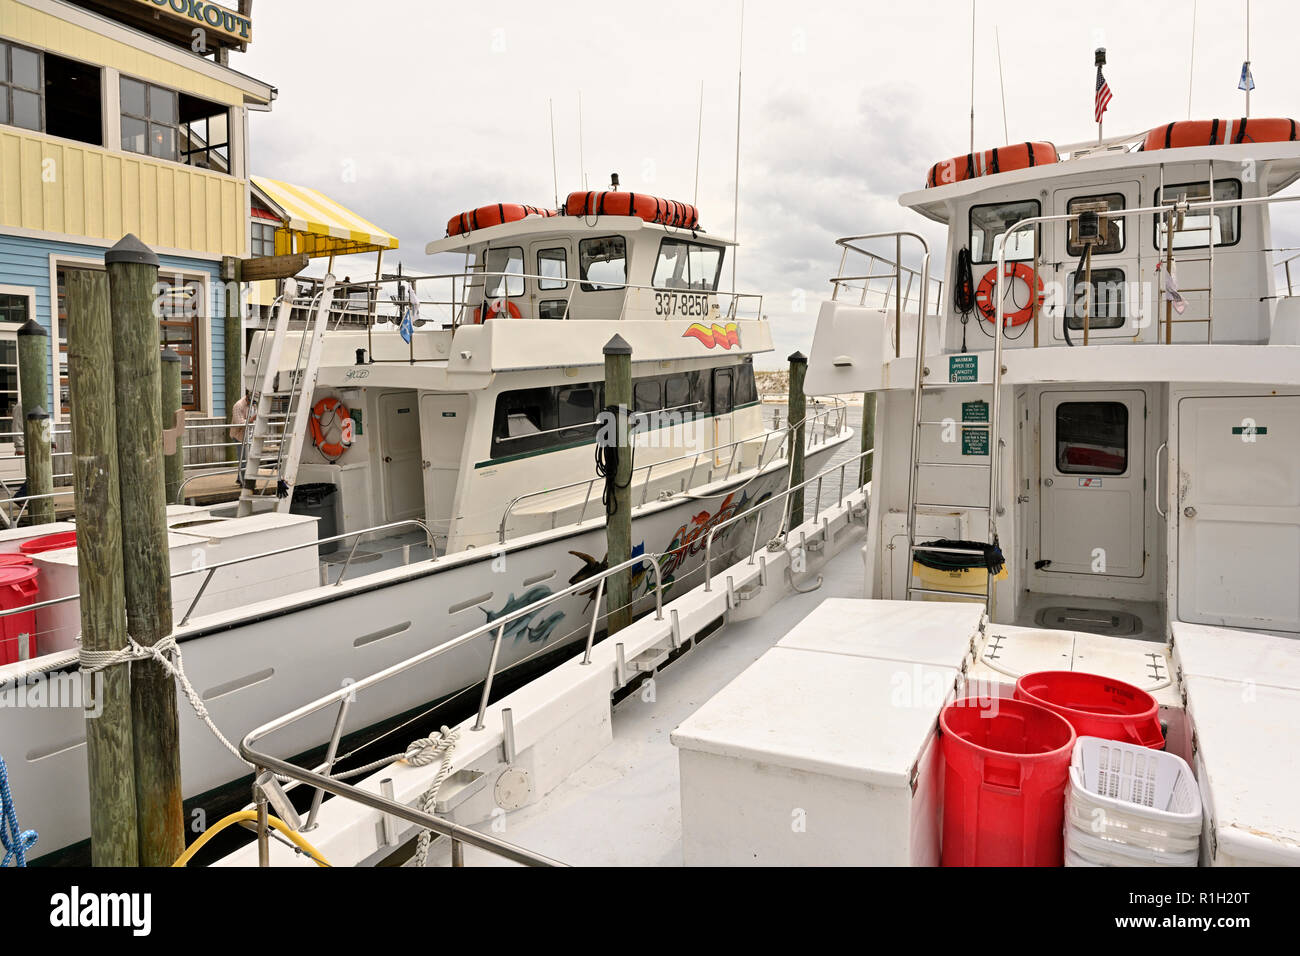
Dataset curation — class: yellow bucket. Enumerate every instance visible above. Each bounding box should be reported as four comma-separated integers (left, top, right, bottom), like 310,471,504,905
911,561,1008,603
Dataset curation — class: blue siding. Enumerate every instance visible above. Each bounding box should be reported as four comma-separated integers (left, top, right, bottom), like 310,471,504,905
0,234,227,417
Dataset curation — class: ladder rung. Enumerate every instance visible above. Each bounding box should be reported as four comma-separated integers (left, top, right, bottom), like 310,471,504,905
908,586,987,600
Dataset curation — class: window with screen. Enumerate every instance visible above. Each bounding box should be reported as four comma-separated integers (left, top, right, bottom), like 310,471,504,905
970,200,1040,263
1065,267,1126,330
1066,194,1126,255
1055,402,1128,475
579,236,627,292
1153,181,1242,250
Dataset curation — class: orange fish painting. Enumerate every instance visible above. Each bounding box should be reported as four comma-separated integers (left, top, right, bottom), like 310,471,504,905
683,322,740,350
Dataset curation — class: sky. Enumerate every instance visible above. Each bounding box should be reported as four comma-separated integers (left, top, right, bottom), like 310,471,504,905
236,0,1300,367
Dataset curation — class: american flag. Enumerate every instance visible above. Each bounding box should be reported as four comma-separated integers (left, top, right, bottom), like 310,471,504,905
1095,64,1113,123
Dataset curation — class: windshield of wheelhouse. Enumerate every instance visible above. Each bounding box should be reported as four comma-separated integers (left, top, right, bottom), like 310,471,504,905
653,239,724,291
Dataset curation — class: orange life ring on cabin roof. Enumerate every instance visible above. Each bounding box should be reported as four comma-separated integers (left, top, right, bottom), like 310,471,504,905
1142,117,1298,151
974,263,1043,328
309,396,354,462
471,299,523,323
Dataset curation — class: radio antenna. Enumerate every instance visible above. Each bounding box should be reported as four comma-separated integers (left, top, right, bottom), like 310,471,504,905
548,98,559,208
995,25,1009,143
578,91,586,191
969,0,976,153
694,81,704,207
1187,0,1197,118
731,0,744,292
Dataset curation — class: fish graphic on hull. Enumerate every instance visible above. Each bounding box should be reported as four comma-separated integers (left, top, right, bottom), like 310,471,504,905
483,586,566,644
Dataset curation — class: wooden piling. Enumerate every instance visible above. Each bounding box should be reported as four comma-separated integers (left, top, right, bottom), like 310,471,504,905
787,351,807,527
16,320,53,524
66,269,139,866
160,348,183,505
603,335,633,635
106,234,184,867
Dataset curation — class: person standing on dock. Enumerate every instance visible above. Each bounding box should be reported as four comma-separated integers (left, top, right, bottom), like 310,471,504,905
230,389,252,443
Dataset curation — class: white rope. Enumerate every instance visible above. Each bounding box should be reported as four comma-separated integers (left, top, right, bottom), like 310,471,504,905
78,634,246,766
404,726,460,868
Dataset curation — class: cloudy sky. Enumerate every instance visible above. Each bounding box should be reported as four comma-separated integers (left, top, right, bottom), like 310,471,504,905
237,0,1300,366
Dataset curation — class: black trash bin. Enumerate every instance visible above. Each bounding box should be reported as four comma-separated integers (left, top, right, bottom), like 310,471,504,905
290,483,340,554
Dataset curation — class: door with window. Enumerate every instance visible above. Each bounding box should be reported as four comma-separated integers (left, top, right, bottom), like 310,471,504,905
529,241,572,319
712,367,734,466
1039,391,1146,577
1051,183,1140,341
479,246,525,321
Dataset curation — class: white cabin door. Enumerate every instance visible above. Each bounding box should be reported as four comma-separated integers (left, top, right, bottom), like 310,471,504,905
379,390,423,521
528,240,574,320
1039,390,1145,577
1049,182,1141,342
420,392,469,537
1177,395,1300,631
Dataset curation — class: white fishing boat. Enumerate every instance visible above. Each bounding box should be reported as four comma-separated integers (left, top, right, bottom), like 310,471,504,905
212,114,1300,869
0,187,852,862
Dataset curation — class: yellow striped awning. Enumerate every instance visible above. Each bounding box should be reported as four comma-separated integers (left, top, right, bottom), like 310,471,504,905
251,175,399,259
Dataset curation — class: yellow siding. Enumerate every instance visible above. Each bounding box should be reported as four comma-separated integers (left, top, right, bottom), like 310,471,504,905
0,128,246,258
0,2,262,107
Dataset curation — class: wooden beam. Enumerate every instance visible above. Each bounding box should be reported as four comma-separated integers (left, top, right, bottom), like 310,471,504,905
239,253,309,282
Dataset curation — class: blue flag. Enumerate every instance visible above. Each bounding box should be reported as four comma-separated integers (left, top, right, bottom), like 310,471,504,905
1239,61,1255,91
399,306,413,344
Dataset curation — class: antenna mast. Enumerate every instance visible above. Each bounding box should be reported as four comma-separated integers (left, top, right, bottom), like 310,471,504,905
694,81,704,207
1187,0,1197,119
995,26,1008,143
1245,0,1252,117
578,91,586,190
732,0,744,292
969,0,976,153
548,98,559,208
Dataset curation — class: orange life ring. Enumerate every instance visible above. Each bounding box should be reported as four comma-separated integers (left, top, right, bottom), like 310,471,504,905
309,396,353,462
472,299,523,323
974,263,1043,327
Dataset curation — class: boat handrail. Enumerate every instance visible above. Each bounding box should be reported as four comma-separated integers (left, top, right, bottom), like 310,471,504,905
0,518,435,627
701,448,873,592
296,269,766,327
831,232,944,322
496,400,850,543
237,549,668,867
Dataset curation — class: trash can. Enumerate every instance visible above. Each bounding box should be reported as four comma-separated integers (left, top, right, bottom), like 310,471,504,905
0,565,40,664
912,539,1007,602
290,483,340,555
1015,671,1165,749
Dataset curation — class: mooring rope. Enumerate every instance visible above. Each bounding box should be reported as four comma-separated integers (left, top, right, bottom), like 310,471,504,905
0,754,37,867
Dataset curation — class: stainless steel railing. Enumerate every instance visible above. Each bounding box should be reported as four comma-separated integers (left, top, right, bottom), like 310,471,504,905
496,401,849,543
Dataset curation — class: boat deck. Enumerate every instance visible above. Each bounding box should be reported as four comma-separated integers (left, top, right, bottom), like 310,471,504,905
428,529,869,866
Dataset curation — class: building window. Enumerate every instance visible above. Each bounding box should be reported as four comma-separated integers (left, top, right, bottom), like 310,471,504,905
0,292,29,326
970,199,1040,263
250,220,277,257
1055,402,1128,475
579,236,627,292
179,94,230,171
0,337,17,447
157,277,203,411
0,41,43,132
121,76,177,160
1154,181,1242,250
1066,194,1126,256
1065,267,1126,330
652,239,725,291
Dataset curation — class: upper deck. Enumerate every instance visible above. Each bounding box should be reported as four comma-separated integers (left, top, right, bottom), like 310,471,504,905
806,127,1300,394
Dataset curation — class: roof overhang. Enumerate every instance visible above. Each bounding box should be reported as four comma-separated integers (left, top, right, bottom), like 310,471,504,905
424,215,734,256
900,140,1300,224
252,175,398,259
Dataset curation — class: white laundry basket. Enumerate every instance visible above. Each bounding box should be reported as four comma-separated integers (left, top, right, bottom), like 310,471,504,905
1064,736,1203,866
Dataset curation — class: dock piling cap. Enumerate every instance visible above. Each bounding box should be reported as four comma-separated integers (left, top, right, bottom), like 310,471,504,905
161,348,181,363
105,233,160,268
603,334,632,356
788,350,807,364
17,319,47,338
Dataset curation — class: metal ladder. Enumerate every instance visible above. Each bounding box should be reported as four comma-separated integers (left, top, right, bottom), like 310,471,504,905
237,275,336,516
902,272,1006,609
1156,163,1216,344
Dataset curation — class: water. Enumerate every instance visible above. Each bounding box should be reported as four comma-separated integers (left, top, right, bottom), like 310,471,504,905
764,401,864,477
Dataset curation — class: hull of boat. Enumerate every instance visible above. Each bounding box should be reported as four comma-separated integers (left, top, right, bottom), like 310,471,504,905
2,433,849,861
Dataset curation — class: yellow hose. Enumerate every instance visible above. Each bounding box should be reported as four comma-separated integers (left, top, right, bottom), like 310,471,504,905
171,810,332,868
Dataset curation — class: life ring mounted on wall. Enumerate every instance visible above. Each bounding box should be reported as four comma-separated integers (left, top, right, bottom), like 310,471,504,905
974,262,1044,327
310,396,354,462
472,298,523,323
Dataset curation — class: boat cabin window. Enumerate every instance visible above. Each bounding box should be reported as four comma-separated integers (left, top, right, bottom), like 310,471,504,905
488,364,756,460
1066,194,1126,256
970,199,1040,263
483,246,525,299
579,236,627,292
1065,267,1126,330
537,248,569,290
1153,181,1241,250
538,300,568,320
1054,401,1128,475
653,240,725,291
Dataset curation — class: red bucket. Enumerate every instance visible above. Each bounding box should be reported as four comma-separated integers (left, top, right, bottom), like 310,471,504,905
18,530,77,555
940,696,1076,867
0,565,39,665
1014,671,1164,749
